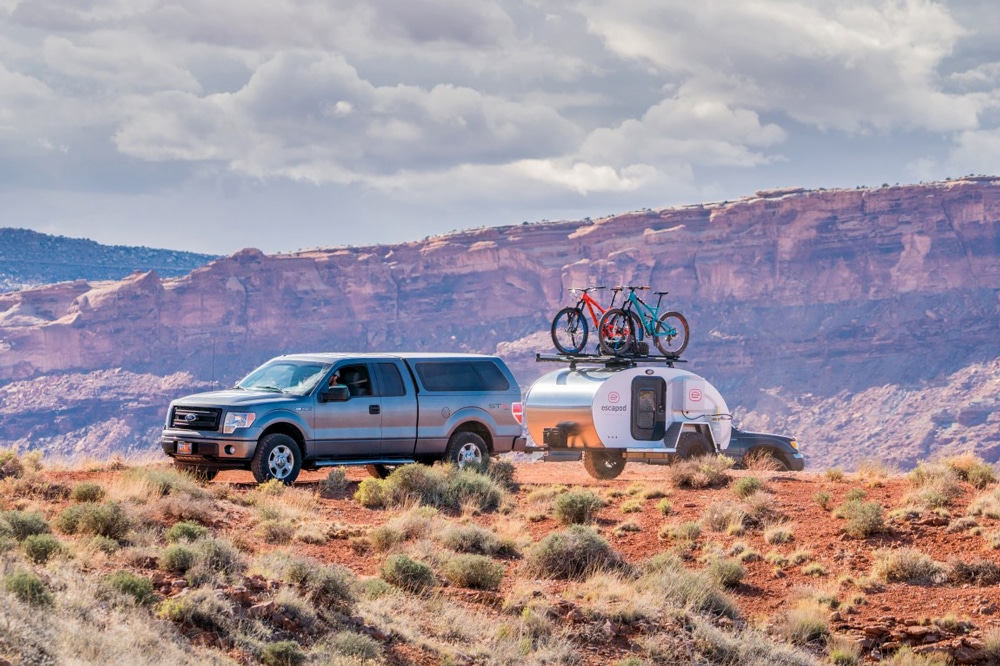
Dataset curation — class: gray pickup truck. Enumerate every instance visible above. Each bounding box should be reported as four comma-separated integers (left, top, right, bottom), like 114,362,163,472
161,353,526,484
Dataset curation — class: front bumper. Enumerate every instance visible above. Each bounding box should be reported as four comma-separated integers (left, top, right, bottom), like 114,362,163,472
786,452,806,471
161,431,258,468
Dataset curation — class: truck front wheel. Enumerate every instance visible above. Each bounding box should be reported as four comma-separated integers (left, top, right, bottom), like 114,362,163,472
583,450,625,480
251,434,302,484
445,431,490,472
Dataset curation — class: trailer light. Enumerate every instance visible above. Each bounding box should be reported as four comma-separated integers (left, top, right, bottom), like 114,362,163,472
511,402,523,425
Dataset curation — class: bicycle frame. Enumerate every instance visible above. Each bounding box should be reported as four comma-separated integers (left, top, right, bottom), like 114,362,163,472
571,287,616,327
618,287,678,337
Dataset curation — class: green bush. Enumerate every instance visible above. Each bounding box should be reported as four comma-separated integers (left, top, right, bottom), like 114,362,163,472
70,482,106,503
655,498,673,515
706,557,745,588
23,533,62,564
438,523,508,556
1,510,50,540
325,630,383,660
56,502,130,540
185,538,245,585
441,553,505,590
813,491,832,510
166,520,208,542
526,525,621,580
488,458,518,491
732,476,763,499
157,588,232,634
275,557,356,612
354,477,385,508
262,641,305,666
871,548,945,584
5,569,53,607
834,499,884,538
382,465,447,507
105,571,157,606
380,553,435,592
318,468,350,496
444,469,504,511
159,544,196,573
552,490,604,525
0,449,25,480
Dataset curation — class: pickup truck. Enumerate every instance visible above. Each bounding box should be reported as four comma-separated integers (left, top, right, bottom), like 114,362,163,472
161,353,526,484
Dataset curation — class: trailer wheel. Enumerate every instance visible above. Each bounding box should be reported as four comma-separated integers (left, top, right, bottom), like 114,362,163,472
676,432,712,459
583,450,625,480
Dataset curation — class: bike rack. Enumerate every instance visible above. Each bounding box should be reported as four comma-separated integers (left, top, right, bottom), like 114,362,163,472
535,352,687,370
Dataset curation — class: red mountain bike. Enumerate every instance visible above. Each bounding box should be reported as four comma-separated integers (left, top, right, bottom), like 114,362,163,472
550,286,619,354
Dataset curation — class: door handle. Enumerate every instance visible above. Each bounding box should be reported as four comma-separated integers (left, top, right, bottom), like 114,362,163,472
369,405,380,415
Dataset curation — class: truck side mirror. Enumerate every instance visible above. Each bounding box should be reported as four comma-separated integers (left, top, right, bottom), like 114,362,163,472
319,385,350,403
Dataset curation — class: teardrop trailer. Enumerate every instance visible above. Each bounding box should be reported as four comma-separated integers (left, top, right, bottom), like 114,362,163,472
519,354,804,479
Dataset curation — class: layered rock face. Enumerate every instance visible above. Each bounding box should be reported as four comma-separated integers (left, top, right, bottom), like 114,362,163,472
1,179,998,467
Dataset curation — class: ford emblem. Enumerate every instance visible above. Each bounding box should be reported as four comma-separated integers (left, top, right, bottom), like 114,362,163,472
184,413,197,422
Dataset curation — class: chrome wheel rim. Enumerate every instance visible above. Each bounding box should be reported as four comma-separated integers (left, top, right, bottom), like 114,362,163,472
456,443,483,468
267,444,294,479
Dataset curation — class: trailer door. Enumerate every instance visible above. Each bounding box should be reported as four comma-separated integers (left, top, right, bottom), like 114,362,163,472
631,376,666,440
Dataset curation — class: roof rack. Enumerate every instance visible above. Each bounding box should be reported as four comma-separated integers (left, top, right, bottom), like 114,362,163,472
535,351,687,370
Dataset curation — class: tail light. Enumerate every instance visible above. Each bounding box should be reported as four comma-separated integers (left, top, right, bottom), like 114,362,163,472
511,402,523,425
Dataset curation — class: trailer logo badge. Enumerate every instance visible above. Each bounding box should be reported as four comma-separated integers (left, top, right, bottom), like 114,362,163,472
688,388,702,402
608,392,620,403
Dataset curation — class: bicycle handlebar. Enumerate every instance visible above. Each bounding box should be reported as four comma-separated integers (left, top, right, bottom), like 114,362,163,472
568,286,606,293
612,285,650,291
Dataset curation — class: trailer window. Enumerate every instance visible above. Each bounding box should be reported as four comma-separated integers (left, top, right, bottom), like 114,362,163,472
414,360,510,392
631,376,666,440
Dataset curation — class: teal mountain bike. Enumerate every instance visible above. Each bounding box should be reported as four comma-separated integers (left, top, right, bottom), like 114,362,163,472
597,286,690,357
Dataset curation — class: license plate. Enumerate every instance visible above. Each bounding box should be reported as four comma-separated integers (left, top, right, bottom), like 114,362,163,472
176,441,192,454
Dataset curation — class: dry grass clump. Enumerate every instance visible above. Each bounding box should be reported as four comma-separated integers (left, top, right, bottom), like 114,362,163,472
380,553,435,592
705,556,745,588
856,458,894,487
813,491,832,510
946,558,1000,586
55,502,131,540
525,525,622,580
70,481,106,503
764,523,794,544
779,599,830,646
659,520,701,546
552,489,604,525
871,547,945,585
824,467,845,482
701,502,747,535
353,464,506,513
832,499,884,538
437,522,511,556
941,453,996,489
732,475,764,499
655,498,673,515
619,499,642,513
612,521,641,537
440,553,505,590
903,461,962,510
967,486,1000,519
317,468,350,497
638,555,738,619
742,448,786,472
667,455,733,489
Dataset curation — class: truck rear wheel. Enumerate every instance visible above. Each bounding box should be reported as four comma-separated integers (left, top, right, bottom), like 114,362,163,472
676,432,712,459
583,450,625,480
251,433,302,484
445,431,490,472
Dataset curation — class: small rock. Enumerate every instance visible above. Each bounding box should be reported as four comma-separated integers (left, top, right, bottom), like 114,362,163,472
248,600,276,619
170,579,188,591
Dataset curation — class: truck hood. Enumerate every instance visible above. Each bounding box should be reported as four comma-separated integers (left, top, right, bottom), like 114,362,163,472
171,390,305,409
732,428,794,445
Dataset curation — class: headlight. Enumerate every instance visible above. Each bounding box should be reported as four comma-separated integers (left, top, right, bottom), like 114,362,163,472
223,412,256,434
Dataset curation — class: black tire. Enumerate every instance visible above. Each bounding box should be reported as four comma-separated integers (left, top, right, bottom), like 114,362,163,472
174,463,219,482
445,431,490,472
251,433,302,484
366,464,397,479
551,307,589,355
582,450,625,480
598,308,635,356
653,311,689,356
676,432,712,459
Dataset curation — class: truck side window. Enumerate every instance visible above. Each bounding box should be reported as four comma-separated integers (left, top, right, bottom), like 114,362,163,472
338,365,372,397
375,362,407,397
415,361,510,391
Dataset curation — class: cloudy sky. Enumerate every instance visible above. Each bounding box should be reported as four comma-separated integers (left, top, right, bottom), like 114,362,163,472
2,0,999,254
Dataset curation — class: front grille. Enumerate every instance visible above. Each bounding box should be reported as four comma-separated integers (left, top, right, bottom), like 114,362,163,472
171,406,222,431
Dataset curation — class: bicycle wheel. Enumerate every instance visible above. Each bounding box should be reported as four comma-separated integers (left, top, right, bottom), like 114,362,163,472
551,307,588,354
653,311,690,356
598,308,635,356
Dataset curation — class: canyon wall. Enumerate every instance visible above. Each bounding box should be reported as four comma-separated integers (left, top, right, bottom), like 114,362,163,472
1,179,998,468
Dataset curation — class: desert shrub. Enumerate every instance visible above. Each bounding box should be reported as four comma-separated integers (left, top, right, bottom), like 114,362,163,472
257,519,295,544
441,553,505,590
354,477,385,508
983,627,1000,660
186,537,245,585
880,647,952,665
443,468,504,511
655,498,673,515
620,499,642,513
813,491,832,510
706,557,744,588
318,468,350,497
526,525,622,580
905,462,962,509
639,562,737,618
943,453,996,489
947,558,1000,586
780,600,829,645
166,520,208,542
380,553,435,592
157,587,233,634
70,482,106,503
56,502,130,540
438,523,508,556
23,534,62,564
642,487,669,500
789,549,813,565
381,464,447,506
825,467,844,481
90,535,120,555
661,521,701,543
765,551,790,568
844,488,866,501
159,544,196,573
612,521,641,537
802,563,826,577
1,510,50,541
833,499,884,538
871,547,945,584
732,476,763,499
742,448,786,472
5,569,53,607
553,490,604,525
828,635,862,665
324,630,383,660
261,641,305,666
967,487,1000,519
0,449,26,480
128,467,206,498
488,458,518,491
105,571,157,606
668,455,732,489
702,502,746,534
368,525,403,552
764,524,794,544
856,458,893,486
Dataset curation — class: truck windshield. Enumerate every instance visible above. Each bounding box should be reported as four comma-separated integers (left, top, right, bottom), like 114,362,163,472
236,361,331,396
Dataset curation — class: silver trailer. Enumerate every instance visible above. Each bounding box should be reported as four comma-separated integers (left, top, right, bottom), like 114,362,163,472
522,357,803,478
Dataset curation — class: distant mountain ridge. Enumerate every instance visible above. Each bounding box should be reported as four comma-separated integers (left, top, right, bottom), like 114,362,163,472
0,228,217,292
